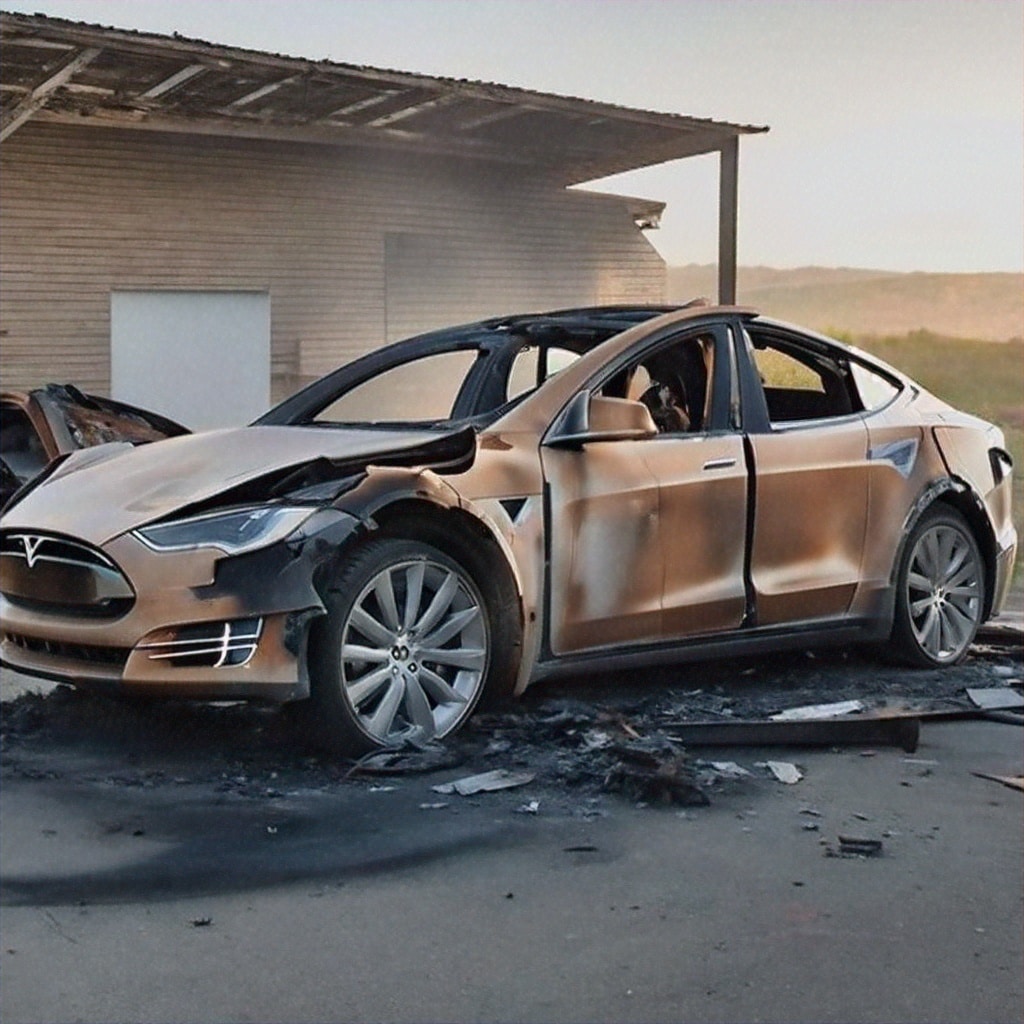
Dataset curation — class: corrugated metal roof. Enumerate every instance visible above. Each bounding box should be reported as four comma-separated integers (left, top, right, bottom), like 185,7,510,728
0,11,767,183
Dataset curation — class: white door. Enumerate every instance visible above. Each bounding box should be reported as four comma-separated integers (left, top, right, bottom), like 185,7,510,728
110,290,270,430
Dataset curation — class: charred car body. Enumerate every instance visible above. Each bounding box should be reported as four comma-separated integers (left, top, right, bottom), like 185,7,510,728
0,306,1016,753
1,384,189,508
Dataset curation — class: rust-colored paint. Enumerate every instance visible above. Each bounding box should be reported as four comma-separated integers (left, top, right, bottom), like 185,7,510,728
543,438,662,653
649,433,747,637
0,305,1016,713
748,419,870,625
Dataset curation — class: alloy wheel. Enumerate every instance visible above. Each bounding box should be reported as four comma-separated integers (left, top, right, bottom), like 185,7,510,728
338,557,488,745
905,522,982,663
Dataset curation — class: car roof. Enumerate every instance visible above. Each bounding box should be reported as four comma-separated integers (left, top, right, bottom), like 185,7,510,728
490,304,760,434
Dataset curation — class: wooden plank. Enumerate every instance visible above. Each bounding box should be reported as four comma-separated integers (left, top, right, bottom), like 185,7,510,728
0,46,101,142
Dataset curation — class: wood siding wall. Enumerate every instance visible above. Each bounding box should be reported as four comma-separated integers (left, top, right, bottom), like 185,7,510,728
0,123,665,399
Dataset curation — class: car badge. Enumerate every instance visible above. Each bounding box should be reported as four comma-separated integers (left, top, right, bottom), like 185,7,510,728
21,535,46,568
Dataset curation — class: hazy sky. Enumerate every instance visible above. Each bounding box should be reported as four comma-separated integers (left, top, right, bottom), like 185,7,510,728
4,0,1022,272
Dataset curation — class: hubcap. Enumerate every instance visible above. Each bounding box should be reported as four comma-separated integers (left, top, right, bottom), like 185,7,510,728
339,558,487,745
906,524,981,662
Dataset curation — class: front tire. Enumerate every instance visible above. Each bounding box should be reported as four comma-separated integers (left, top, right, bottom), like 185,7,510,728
306,536,516,755
890,506,984,667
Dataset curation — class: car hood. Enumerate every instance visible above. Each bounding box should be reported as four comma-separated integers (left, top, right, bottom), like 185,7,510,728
0,424,476,545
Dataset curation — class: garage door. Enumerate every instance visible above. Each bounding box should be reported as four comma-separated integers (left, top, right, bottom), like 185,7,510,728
110,290,270,431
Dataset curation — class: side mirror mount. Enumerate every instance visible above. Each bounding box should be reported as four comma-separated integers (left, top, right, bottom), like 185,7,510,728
545,392,658,449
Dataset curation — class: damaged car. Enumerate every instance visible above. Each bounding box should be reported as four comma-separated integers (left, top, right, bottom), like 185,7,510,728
0,306,1016,754
1,384,189,508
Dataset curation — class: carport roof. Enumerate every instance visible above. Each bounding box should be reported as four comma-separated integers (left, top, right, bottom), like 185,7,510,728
0,11,767,185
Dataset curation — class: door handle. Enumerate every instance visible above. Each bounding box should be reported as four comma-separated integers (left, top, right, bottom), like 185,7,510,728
702,458,737,471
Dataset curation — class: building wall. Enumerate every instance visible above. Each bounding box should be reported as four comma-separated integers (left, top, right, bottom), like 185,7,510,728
0,122,665,400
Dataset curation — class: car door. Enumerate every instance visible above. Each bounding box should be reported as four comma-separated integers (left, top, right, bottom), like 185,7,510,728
740,323,871,625
541,325,747,656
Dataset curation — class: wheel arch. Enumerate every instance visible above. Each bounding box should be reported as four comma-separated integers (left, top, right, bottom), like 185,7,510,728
312,468,526,636
370,498,524,621
894,478,998,621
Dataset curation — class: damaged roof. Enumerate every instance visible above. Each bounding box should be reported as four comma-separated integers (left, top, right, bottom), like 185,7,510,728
0,10,767,184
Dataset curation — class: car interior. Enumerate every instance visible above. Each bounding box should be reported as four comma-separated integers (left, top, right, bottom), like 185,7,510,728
603,334,715,434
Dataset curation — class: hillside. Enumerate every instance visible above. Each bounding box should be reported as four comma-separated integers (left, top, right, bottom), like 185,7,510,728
666,265,1024,341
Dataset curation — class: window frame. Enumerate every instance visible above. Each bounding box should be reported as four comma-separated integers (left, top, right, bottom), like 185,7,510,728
583,323,736,438
736,321,904,433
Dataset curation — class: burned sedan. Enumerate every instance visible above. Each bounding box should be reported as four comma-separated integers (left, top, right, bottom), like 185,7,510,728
0,306,1016,754
1,384,189,508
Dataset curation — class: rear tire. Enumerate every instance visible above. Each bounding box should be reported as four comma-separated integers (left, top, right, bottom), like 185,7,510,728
889,506,984,667
305,536,518,756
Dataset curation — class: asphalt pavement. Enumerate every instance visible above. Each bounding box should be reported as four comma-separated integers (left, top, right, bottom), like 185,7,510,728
2,691,1021,1023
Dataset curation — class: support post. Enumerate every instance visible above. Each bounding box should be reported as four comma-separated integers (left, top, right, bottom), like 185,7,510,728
718,136,739,305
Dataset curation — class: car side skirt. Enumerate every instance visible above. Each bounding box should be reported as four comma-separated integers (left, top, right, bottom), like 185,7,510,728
529,613,890,682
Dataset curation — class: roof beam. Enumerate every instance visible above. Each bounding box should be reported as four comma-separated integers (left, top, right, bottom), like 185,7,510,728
456,104,529,132
0,45,101,142
326,90,399,119
364,93,457,128
31,106,540,167
5,36,74,51
140,63,207,99
226,74,301,108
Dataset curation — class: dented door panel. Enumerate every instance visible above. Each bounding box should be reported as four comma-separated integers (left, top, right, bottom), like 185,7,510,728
542,441,662,654
642,434,747,637
749,419,870,624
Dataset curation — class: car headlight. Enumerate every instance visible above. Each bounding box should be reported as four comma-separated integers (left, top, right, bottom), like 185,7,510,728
134,505,316,555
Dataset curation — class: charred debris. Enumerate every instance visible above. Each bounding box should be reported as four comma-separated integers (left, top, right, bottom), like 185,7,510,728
3,627,1020,811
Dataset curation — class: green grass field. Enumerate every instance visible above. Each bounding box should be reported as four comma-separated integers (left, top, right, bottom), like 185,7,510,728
843,331,1024,591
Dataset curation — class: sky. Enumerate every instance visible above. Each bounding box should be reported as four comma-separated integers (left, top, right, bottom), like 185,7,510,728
3,0,1022,273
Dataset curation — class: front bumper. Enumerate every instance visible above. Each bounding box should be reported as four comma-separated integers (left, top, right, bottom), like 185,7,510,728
0,510,360,701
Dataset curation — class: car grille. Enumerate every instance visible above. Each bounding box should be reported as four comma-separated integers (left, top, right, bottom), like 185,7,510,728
0,531,134,618
2,630,130,668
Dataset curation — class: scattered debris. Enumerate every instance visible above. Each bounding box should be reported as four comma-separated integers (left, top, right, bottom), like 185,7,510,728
707,761,752,779
190,917,213,927
770,699,865,721
431,769,535,796
991,666,1021,679
515,800,541,814
970,771,1024,793
563,845,598,853
766,761,803,785
965,688,1024,711
4,632,1019,820
973,619,1024,654
581,730,613,750
602,742,709,806
418,802,449,810
835,835,883,857
346,745,464,777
